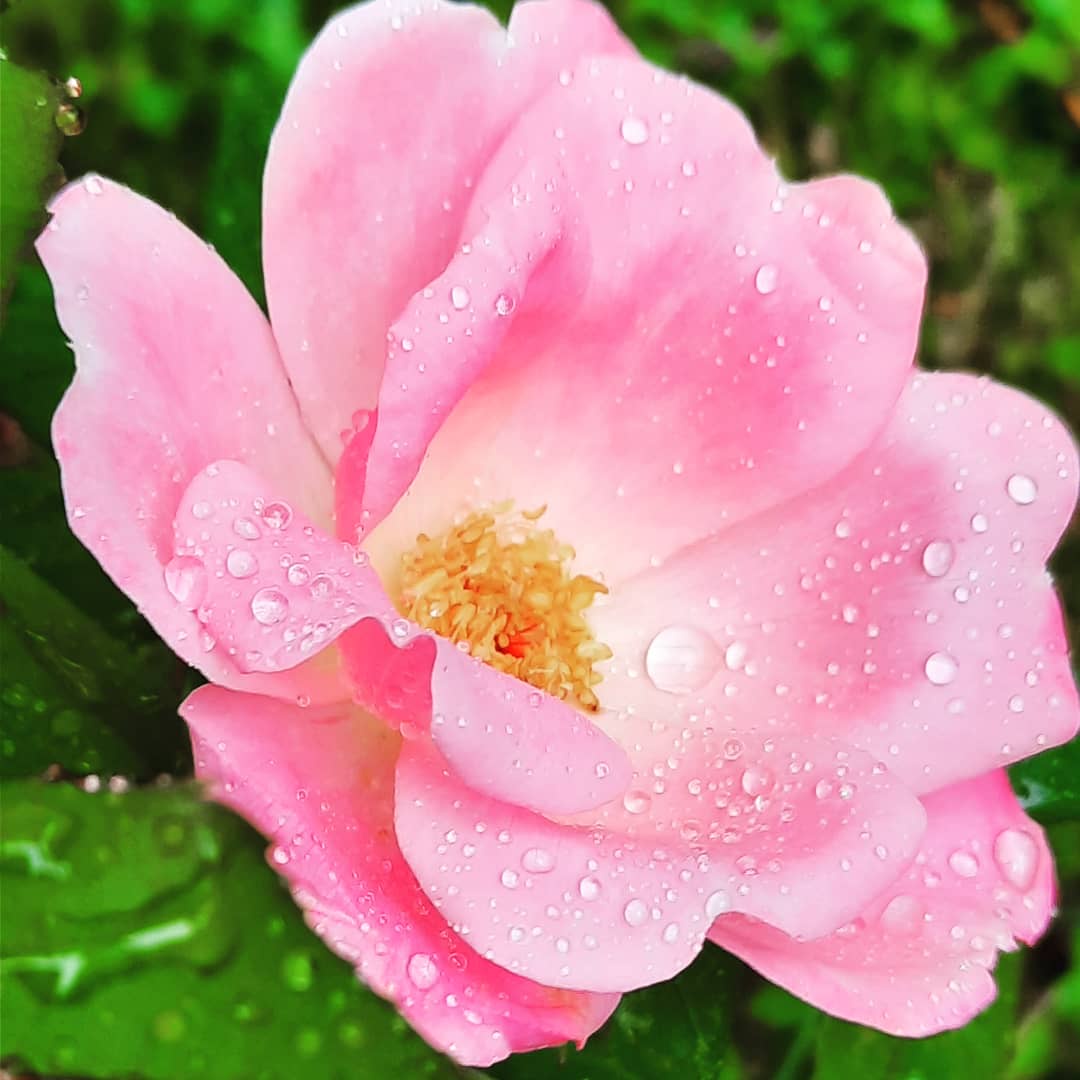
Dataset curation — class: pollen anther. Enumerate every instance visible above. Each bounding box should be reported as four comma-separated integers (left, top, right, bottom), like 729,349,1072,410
395,504,610,710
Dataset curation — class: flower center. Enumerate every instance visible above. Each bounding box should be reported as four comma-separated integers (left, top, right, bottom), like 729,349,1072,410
394,503,611,710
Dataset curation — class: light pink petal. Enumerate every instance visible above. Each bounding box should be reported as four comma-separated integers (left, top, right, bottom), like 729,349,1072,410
394,734,926,994
710,770,1055,1036
358,157,568,531
591,372,1078,797
39,176,332,697
177,459,630,815
362,56,925,583
182,685,618,1066
263,0,633,462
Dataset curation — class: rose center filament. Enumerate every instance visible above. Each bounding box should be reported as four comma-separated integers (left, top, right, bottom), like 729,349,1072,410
394,503,611,710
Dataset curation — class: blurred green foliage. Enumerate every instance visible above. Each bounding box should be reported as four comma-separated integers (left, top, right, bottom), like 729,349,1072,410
0,1,1078,1078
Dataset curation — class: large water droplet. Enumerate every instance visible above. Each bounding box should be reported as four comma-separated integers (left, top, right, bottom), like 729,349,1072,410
251,588,289,626
623,898,648,926
623,790,652,815
449,285,470,310
619,116,649,145
924,652,958,686
406,952,439,990
705,890,731,918
921,540,954,578
740,765,774,797
644,625,720,694
947,849,979,878
879,893,922,935
521,847,556,874
260,501,293,530
1006,474,1037,505
578,876,601,901
226,549,258,579
993,828,1039,890
164,556,207,610
754,264,778,295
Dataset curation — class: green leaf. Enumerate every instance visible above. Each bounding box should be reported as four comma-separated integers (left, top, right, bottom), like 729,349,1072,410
0,54,65,317
0,544,189,779
493,945,743,1080
0,779,457,1080
811,951,1022,1080
1010,740,1080,824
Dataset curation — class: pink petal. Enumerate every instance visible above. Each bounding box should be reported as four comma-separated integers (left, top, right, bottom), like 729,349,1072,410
361,56,925,583
709,770,1055,1036
394,734,926,994
182,685,619,1066
263,0,633,462
39,176,332,697
591,371,1078,796
177,459,631,815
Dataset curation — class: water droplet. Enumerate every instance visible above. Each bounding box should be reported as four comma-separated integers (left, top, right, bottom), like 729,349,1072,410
620,116,649,145
1006,474,1037,505
494,291,516,317
723,641,748,672
947,850,979,878
191,500,212,520
623,790,652,815
406,953,439,990
57,103,86,136
662,923,680,944
226,549,258,579
924,652,958,686
754,264,778,294
623,898,648,926
921,540,954,578
971,513,989,533
450,285,470,310
282,950,314,992
261,501,293,530
287,563,310,587
644,625,720,694
579,876,601,901
500,868,520,889
164,556,207,610
705,890,731,918
233,516,260,540
740,765,773,797
521,847,556,874
251,588,289,626
880,894,922,935
993,828,1039,890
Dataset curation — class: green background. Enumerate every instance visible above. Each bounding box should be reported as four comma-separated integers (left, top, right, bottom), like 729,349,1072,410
1,0,1078,1077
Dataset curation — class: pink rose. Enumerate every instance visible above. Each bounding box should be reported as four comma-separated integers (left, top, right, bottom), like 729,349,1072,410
40,0,1077,1067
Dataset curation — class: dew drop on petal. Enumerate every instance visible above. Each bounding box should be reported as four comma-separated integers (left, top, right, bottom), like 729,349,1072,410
450,285,470,310
924,652,958,686
921,540,954,578
579,876,601,901
623,898,648,926
164,556,207,610
623,790,652,815
494,291,516,317
226,549,258,579
754,264,778,295
880,894,922,935
705,890,731,918
261,501,293,530
251,588,289,626
619,115,649,145
521,847,556,874
233,516,261,540
1006,474,1037,505
947,850,979,878
993,828,1039,890
406,953,439,990
645,625,720,694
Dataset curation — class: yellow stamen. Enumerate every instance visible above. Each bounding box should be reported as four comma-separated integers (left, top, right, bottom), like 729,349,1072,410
395,504,610,711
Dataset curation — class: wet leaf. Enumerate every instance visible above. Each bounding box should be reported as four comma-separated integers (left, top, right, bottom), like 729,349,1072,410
0,779,457,1080
493,945,743,1080
1011,740,1080,824
0,545,189,779
0,54,65,318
